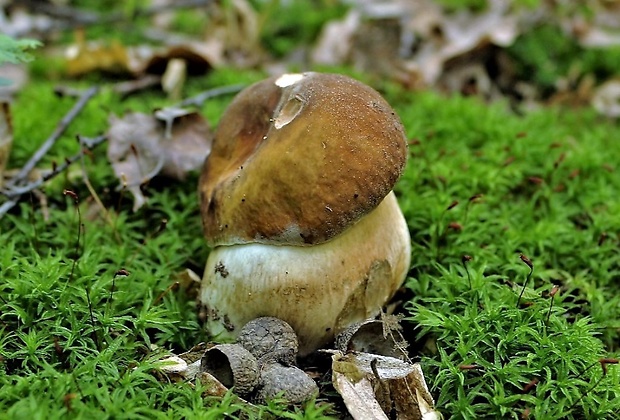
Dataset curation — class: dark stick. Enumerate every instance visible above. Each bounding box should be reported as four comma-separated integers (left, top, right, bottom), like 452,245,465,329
0,135,107,218
176,84,245,108
20,0,214,27
5,87,99,189
55,75,162,99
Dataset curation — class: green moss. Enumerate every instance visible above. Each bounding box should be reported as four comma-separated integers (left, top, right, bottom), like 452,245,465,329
394,92,620,418
0,64,337,418
3,37,620,418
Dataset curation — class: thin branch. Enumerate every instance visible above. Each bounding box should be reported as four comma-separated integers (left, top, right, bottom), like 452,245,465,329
176,84,245,108
0,135,107,218
55,75,162,100
5,87,99,189
19,0,214,28
0,199,17,217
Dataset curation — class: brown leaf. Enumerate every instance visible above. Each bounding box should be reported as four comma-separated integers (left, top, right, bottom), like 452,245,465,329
333,371,389,420
106,109,212,210
592,79,620,118
0,63,29,102
311,11,361,66
196,371,229,397
154,108,212,180
65,29,219,78
311,0,521,90
66,31,132,77
332,352,439,420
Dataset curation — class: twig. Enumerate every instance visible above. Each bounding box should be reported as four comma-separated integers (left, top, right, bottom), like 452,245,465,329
20,0,215,28
0,200,17,217
0,135,107,218
55,75,162,100
2,135,107,198
176,84,245,108
5,87,99,189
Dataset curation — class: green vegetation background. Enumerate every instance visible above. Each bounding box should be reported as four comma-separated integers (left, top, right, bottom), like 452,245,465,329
2,1,620,418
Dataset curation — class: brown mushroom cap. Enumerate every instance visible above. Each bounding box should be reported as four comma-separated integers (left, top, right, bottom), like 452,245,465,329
199,72,407,246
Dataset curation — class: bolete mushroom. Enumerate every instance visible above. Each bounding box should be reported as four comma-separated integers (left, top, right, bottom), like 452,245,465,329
199,72,410,356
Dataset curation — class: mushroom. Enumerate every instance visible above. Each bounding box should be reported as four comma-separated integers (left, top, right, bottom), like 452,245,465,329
199,72,411,356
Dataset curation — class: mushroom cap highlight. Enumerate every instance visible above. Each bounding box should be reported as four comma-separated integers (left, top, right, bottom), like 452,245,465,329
199,72,408,246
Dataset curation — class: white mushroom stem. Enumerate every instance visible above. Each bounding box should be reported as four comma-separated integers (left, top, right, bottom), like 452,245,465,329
200,192,411,356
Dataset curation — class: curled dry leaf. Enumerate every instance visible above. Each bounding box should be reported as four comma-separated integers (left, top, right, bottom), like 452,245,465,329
312,0,521,90
592,79,620,118
156,354,223,394
154,108,213,179
178,342,210,365
333,370,389,420
65,30,133,77
0,63,29,101
311,10,361,66
203,0,262,67
0,102,12,188
561,2,620,48
336,318,406,359
156,355,189,382
196,371,229,398
107,113,162,211
332,352,440,420
175,268,202,301
107,109,212,210
65,30,217,78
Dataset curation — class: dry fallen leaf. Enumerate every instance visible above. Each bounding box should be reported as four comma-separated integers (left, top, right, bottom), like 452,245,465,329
151,342,248,401
66,30,132,77
332,351,440,420
175,268,202,301
592,79,620,118
156,355,190,382
106,109,212,210
65,30,217,79
0,63,29,102
312,0,524,91
333,369,389,420
311,10,361,66
196,371,230,398
153,108,213,179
